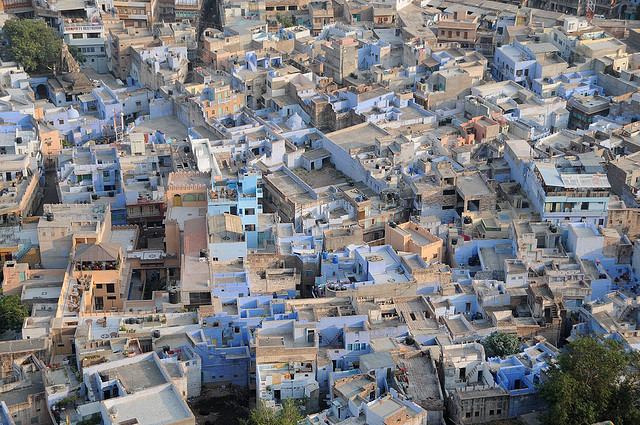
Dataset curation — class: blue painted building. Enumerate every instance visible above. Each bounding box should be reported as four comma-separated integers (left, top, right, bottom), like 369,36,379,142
207,169,263,259
58,144,127,224
488,341,558,417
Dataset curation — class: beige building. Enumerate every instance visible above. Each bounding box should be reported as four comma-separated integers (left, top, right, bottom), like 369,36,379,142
436,11,479,46
607,200,640,240
321,38,358,85
37,204,112,269
385,221,443,263
107,26,155,81
71,243,126,312
0,355,51,425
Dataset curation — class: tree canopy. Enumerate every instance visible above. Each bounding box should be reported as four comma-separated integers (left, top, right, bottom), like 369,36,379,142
0,292,29,333
540,336,640,425
2,19,64,73
482,331,521,358
275,13,293,28
241,398,303,425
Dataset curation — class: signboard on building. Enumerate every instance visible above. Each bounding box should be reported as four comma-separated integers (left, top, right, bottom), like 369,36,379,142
65,25,104,32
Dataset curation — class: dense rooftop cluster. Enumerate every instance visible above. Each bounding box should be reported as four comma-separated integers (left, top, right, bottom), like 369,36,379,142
2,0,640,424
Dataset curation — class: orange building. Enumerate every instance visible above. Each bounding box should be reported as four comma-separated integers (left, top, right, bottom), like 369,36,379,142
166,171,210,207
385,221,443,263
36,120,63,165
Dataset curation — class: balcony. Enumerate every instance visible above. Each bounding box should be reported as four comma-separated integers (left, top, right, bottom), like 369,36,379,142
75,260,120,271
209,187,237,202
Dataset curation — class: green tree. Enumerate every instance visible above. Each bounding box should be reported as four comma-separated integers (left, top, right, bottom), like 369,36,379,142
275,13,293,28
482,331,521,358
540,336,640,425
2,19,62,73
242,398,303,425
0,293,29,333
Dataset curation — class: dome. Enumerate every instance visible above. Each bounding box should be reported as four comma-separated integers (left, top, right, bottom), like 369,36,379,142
286,112,304,130
67,108,80,119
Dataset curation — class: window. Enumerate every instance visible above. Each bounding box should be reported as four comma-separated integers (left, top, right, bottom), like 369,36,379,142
72,33,83,39
244,224,256,231
496,409,502,415
96,284,103,289
516,69,523,76
88,33,99,38
103,170,110,178
475,412,480,417
489,410,494,416
347,344,353,350
524,68,529,76
245,208,255,215
581,202,589,210
107,283,115,293
31,417,39,424
456,31,460,36
107,296,116,300
465,412,471,419
136,101,141,107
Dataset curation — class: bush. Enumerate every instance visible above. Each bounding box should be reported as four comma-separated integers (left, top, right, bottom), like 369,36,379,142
482,331,521,358
0,292,29,333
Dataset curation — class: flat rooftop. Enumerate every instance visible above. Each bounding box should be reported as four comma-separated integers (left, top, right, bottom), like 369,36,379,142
100,356,168,391
130,115,188,142
325,122,390,152
265,170,315,204
573,225,599,237
398,354,442,409
456,173,493,197
294,164,350,189
102,383,194,425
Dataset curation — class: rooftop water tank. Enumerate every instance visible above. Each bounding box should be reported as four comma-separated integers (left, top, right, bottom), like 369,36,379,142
169,289,180,304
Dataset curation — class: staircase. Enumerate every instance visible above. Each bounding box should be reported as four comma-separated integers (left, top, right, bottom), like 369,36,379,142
465,363,480,383
318,329,343,346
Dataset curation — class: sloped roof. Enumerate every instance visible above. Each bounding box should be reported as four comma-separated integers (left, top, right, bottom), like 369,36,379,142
74,243,121,262
207,213,243,235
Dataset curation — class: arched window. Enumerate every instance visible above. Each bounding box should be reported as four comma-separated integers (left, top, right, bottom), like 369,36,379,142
183,194,196,202
197,193,206,201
